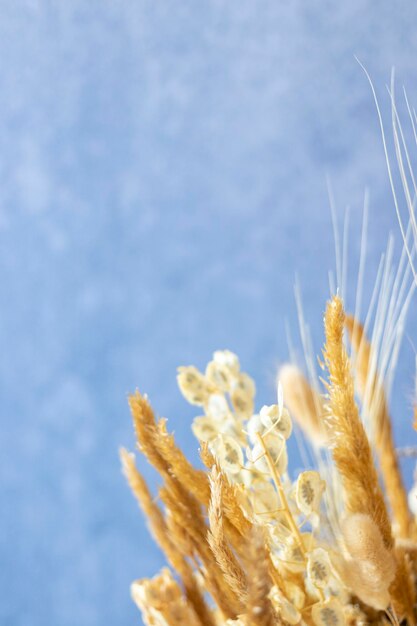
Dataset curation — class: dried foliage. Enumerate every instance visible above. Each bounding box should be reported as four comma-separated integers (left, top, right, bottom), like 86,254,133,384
344,315,413,539
120,299,417,626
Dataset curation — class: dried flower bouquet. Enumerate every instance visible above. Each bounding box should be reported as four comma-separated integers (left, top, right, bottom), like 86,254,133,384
120,288,417,626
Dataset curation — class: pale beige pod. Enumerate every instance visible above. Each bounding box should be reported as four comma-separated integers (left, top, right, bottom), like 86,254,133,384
278,364,327,447
340,513,396,611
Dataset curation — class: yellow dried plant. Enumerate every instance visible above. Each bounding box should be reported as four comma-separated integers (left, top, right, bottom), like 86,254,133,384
120,297,417,626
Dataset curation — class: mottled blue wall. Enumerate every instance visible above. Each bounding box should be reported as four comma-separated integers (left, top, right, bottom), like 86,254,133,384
2,2,417,625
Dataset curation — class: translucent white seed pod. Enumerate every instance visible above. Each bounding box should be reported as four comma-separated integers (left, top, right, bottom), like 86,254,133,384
304,577,322,603
177,366,210,405
213,349,240,375
231,387,254,419
280,598,301,625
205,360,231,392
269,587,301,625
231,371,256,398
191,416,219,442
307,548,332,589
204,393,231,421
279,532,315,573
311,598,345,626
268,514,293,545
239,464,264,488
248,433,288,475
212,434,244,474
223,469,246,486
247,413,264,443
327,576,350,606
284,580,305,611
250,480,280,519
221,419,248,446
295,470,325,516
280,542,305,573
260,404,292,440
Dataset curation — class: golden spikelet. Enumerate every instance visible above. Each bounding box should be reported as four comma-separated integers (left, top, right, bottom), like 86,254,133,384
324,296,414,621
200,443,251,537
128,392,167,473
155,418,211,505
131,568,202,626
119,448,215,626
345,314,412,539
119,447,176,563
323,297,393,546
129,392,204,524
208,467,247,603
159,482,240,620
278,364,327,447
244,527,278,626
202,450,285,598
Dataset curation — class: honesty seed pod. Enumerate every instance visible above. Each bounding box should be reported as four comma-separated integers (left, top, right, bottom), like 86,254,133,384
191,415,219,442
213,349,240,375
177,365,210,405
249,480,280,519
269,586,301,625
284,580,305,611
260,403,293,440
212,434,244,475
295,470,325,516
205,359,232,392
311,598,345,626
204,393,231,421
248,432,288,475
307,547,332,589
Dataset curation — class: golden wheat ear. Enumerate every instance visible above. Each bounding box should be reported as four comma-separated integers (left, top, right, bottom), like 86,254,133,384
119,448,215,626
323,295,414,622
244,527,277,626
131,568,202,626
323,297,392,541
344,314,413,540
207,466,247,604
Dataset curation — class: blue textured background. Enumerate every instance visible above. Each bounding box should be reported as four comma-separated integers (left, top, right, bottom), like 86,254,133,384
2,2,417,625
